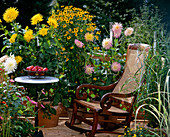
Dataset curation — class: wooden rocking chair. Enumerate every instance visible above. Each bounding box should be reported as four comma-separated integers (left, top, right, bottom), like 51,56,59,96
65,44,150,137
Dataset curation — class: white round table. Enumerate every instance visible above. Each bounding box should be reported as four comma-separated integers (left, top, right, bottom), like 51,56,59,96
15,76,59,84
15,76,59,135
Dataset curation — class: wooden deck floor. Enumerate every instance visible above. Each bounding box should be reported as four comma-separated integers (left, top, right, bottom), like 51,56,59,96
40,117,147,137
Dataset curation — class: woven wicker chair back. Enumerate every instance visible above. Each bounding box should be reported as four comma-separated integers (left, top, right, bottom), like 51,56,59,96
113,44,150,96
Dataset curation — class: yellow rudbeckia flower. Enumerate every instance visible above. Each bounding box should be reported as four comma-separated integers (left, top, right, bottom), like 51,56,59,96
47,17,58,28
3,7,19,23
24,29,34,43
31,13,43,25
39,28,48,36
85,32,94,42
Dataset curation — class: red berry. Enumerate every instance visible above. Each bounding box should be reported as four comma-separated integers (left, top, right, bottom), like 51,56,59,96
38,66,43,70
29,65,34,69
43,67,48,71
26,65,34,71
38,69,43,71
34,66,39,69
32,67,37,71
26,67,29,70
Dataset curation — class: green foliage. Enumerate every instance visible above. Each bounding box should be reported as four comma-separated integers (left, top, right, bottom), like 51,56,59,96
127,5,165,46
10,119,35,137
0,69,36,136
121,4,170,136
40,103,56,119
145,0,170,34
134,34,169,136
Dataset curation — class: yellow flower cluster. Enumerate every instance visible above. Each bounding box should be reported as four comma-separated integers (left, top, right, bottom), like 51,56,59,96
50,6,97,41
47,17,58,28
9,34,17,43
31,13,43,25
86,23,97,32
3,7,19,23
24,29,34,43
85,32,94,42
39,28,48,36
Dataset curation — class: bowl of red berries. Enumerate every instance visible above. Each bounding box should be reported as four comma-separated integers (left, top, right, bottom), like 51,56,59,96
25,65,49,79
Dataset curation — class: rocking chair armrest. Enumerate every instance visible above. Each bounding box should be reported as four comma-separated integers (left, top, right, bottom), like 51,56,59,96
75,80,119,100
100,92,135,110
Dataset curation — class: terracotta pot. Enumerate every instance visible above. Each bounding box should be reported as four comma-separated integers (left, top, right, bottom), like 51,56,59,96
38,102,63,128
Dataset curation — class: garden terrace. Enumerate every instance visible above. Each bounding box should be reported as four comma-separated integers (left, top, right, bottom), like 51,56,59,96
0,1,169,137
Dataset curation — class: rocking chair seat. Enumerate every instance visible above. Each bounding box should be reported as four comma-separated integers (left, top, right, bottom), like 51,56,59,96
74,99,129,115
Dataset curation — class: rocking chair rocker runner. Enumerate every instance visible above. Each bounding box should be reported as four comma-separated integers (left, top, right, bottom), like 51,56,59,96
65,44,150,137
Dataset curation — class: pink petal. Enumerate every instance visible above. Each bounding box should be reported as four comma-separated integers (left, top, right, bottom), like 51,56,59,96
41,104,45,108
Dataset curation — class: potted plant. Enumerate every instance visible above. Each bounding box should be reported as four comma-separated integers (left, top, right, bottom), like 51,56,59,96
37,88,64,128
38,101,63,128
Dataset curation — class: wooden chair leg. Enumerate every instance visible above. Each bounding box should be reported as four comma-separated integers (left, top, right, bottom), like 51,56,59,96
87,110,98,137
127,122,130,128
71,101,78,125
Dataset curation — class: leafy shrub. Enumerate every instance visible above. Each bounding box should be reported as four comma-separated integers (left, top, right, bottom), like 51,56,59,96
0,69,36,136
127,5,165,46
